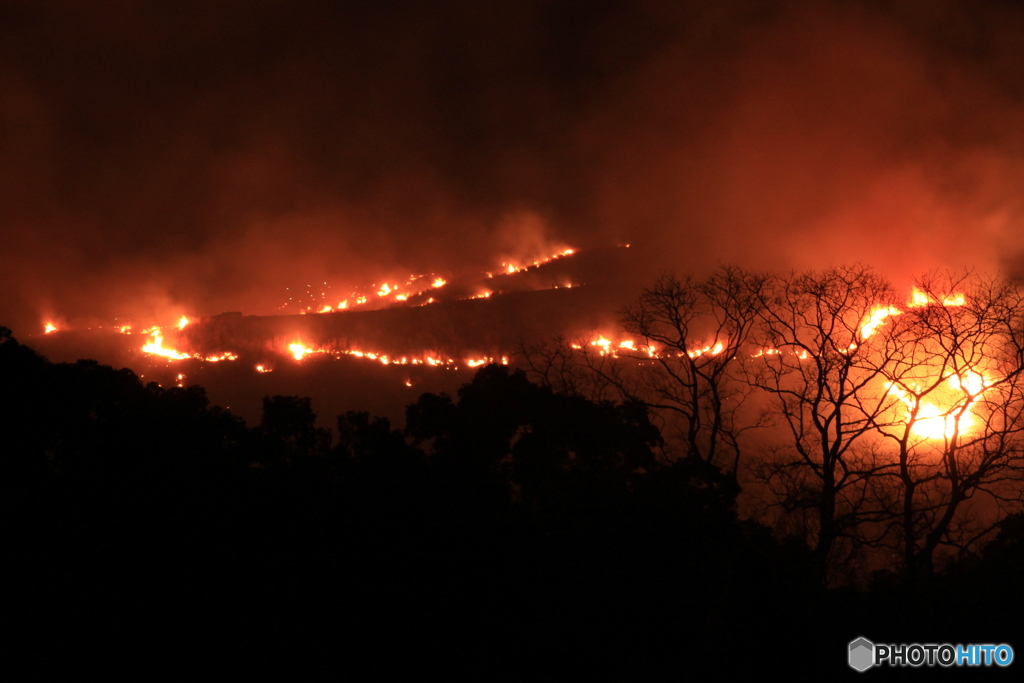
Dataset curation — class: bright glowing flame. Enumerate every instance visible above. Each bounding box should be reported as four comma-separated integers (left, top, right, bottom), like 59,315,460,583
687,341,725,359
142,330,192,360
139,326,237,363
289,343,313,361
43,323,57,334
908,288,931,308
177,316,190,330
860,306,901,340
908,287,967,309
498,248,577,276
591,336,613,355
886,370,992,440
432,278,447,288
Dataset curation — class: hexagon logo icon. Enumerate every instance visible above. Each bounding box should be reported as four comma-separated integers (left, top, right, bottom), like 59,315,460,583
849,637,875,672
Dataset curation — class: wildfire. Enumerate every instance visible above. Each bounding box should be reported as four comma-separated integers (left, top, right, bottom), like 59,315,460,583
177,316,190,330
140,325,239,363
280,339,509,371
591,336,613,355
575,334,657,358
567,288,988,443
687,341,725,359
859,306,901,340
43,322,57,334
142,329,192,360
281,246,581,315
289,343,315,361
488,248,577,277
886,370,991,440
908,287,967,309
285,271,464,315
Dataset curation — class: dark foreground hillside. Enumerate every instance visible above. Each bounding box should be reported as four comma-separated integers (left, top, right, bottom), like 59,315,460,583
2,326,1021,677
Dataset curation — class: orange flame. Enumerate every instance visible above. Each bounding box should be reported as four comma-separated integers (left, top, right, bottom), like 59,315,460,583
140,325,238,363
908,287,966,309
859,306,901,340
687,341,725,359
142,330,192,360
289,343,314,361
491,248,577,277
886,370,990,440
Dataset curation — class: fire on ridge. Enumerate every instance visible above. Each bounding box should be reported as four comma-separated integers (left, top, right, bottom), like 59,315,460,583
32,252,991,442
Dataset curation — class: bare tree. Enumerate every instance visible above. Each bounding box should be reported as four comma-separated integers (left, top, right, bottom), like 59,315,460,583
872,272,1024,581
526,266,770,474
745,265,902,583
521,264,1024,585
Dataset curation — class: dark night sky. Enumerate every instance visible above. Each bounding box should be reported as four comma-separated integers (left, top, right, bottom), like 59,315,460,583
5,0,1024,333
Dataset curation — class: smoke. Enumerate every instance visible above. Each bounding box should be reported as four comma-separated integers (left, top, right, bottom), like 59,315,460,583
582,0,1024,281
493,209,574,269
4,0,1024,334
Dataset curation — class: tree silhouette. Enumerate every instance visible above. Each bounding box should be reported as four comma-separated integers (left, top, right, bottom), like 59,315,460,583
406,363,662,513
871,272,1024,582
744,265,901,583
259,395,331,465
524,266,770,474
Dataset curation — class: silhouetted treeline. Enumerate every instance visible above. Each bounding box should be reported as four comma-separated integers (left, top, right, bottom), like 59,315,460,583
1,326,1021,676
